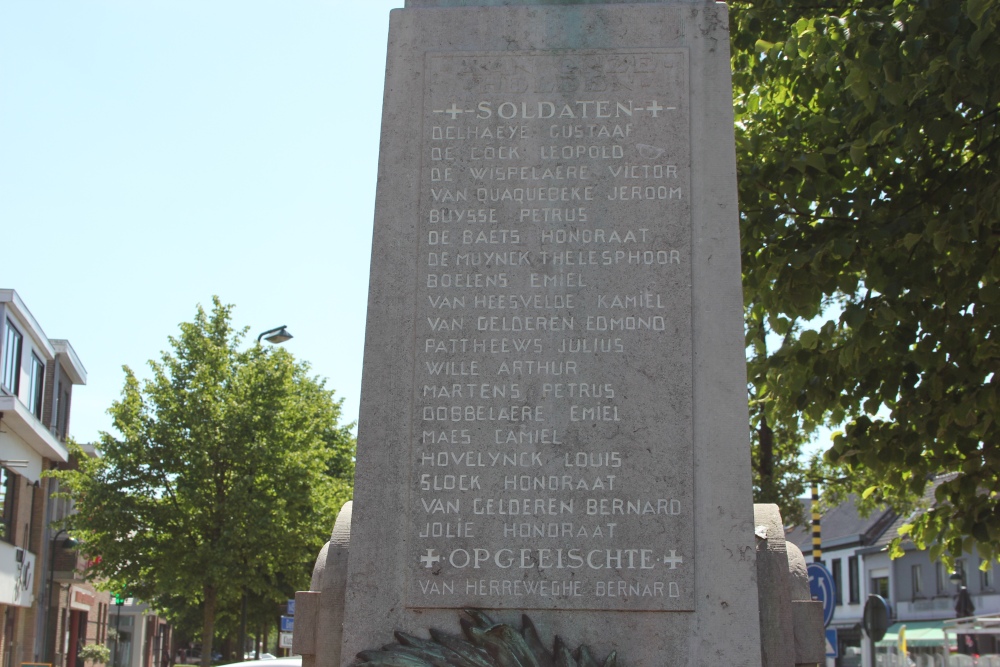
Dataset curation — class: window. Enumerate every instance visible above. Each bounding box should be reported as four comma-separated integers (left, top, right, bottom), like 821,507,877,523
0,467,16,543
912,564,924,598
28,353,44,419
832,559,843,605
848,556,860,603
934,559,968,595
981,561,993,590
871,575,890,598
2,319,22,394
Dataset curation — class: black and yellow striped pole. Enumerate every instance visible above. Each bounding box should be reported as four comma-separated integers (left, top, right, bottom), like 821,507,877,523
812,484,822,562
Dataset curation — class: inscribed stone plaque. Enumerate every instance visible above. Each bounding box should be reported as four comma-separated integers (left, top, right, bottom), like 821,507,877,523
409,49,693,611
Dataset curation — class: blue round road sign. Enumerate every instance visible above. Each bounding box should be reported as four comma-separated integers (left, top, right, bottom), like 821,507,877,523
807,562,836,627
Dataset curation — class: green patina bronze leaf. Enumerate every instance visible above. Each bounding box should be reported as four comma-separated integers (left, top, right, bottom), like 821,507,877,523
428,629,493,667
463,610,497,629
356,612,616,667
552,637,578,667
574,646,598,667
520,615,553,667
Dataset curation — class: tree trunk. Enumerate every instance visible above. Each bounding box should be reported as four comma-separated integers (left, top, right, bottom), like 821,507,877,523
201,585,217,667
758,415,776,504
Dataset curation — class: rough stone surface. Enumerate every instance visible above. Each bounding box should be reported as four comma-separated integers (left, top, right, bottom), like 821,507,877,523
297,502,352,667
785,543,811,602
343,3,758,666
785,543,825,666
755,504,795,667
750,510,825,667
294,592,320,661
791,599,825,666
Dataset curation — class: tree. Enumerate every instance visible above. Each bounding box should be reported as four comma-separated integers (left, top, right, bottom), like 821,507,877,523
731,0,1000,558
52,298,355,665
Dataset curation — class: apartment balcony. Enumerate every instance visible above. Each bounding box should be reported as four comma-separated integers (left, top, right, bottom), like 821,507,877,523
0,393,69,464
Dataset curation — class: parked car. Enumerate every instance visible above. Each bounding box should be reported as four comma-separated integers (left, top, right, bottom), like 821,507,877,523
227,658,300,667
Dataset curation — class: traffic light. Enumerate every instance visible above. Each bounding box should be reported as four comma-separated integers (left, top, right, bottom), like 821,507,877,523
114,593,126,606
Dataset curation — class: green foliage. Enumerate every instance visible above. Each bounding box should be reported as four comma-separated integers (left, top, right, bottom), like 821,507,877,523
732,0,1000,554
77,643,112,665
51,298,355,664
746,305,823,526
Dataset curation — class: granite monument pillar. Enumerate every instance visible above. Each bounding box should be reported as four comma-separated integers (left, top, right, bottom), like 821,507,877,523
341,2,760,665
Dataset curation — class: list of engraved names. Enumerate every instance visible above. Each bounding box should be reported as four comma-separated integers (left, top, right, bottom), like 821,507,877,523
408,50,694,612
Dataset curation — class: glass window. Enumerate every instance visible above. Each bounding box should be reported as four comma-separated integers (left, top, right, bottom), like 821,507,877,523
0,467,16,543
848,556,860,603
937,562,951,594
2,319,22,394
871,576,890,598
912,564,923,598
832,559,843,605
981,561,993,590
28,353,44,419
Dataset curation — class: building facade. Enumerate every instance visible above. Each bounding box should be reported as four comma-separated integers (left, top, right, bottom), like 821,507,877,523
108,600,171,667
0,289,111,667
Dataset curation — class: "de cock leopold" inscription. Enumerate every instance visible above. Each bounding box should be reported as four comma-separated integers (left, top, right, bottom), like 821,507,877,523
407,50,694,612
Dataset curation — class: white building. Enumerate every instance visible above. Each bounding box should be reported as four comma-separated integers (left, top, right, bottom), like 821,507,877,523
790,477,1000,667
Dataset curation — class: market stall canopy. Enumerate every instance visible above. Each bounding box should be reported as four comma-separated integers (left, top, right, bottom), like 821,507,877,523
876,622,950,648
945,613,1000,636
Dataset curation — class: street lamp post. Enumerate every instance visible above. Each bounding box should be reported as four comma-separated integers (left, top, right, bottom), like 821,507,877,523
43,528,79,663
112,593,125,667
951,568,976,619
950,567,977,655
239,326,294,660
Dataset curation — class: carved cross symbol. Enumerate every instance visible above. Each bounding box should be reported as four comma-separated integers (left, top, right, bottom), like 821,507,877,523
444,103,463,119
420,549,441,568
645,100,664,117
662,550,684,569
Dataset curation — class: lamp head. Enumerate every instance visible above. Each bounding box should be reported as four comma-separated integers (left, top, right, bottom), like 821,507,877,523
264,326,293,344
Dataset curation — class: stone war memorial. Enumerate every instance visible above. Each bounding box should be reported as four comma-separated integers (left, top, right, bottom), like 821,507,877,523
294,1,824,666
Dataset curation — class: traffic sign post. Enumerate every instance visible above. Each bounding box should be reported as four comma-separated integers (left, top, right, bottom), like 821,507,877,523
807,562,836,627
280,615,294,633
863,595,890,642
825,628,839,658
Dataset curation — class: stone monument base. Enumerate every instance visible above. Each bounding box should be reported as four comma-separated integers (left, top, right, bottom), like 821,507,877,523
296,502,825,667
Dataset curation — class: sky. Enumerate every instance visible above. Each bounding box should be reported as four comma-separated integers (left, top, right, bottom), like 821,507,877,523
1,0,404,443
0,1,834,462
